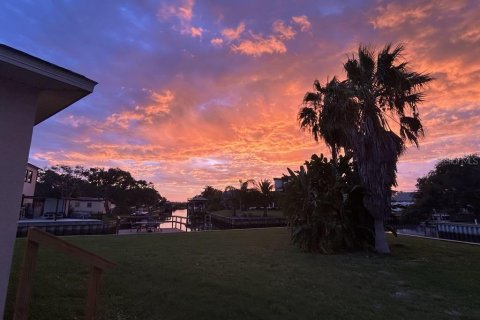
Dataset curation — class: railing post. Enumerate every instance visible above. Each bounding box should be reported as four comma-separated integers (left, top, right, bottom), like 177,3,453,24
13,239,39,320
85,266,103,320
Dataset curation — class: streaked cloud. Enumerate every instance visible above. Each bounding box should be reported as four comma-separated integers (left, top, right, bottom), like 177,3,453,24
370,0,468,29
0,0,477,200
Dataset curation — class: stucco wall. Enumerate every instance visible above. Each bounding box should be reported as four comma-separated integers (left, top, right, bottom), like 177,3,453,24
0,77,38,314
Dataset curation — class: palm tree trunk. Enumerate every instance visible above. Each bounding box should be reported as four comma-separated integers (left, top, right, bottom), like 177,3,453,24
374,219,390,254
331,144,337,163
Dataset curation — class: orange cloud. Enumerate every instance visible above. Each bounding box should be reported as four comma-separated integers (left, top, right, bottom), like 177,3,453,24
222,22,245,41
107,90,174,128
158,0,203,38
231,34,287,56
190,26,204,37
370,0,467,29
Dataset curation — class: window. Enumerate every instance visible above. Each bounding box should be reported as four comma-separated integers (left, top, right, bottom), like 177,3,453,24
87,202,92,208
75,202,80,208
24,170,33,183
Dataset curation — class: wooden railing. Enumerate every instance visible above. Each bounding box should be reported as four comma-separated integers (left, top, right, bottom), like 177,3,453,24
163,215,212,231
166,215,189,231
14,227,116,320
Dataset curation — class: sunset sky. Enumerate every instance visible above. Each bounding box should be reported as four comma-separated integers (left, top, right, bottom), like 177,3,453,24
1,0,479,201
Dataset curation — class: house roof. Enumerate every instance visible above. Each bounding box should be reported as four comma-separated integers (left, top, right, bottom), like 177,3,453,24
65,197,105,201
392,192,414,202
0,44,97,125
188,196,208,202
26,162,40,170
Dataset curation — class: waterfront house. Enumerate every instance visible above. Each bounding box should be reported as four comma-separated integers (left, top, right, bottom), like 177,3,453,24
19,163,40,218
22,163,39,200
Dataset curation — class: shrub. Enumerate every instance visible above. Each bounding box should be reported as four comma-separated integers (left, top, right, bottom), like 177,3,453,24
283,154,374,253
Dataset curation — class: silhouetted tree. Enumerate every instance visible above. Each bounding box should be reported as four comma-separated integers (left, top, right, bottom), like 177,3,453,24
406,155,480,223
299,44,432,253
201,186,224,211
223,185,239,216
256,179,273,216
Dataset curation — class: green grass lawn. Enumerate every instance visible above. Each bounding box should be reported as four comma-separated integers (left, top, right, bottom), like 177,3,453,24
5,229,480,320
211,209,284,218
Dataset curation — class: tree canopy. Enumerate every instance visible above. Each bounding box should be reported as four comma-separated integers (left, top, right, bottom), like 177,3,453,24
405,155,480,223
36,165,165,213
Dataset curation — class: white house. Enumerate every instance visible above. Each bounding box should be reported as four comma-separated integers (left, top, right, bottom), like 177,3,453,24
69,197,115,217
22,163,39,199
0,44,96,315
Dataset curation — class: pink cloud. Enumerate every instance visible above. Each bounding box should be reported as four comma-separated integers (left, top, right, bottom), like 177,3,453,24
292,15,311,32
231,34,287,56
210,37,223,46
273,20,296,40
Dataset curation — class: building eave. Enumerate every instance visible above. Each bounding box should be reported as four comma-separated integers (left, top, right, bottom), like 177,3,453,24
0,44,97,125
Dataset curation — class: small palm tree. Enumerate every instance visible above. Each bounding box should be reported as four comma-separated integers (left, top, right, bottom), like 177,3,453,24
256,179,273,216
238,179,255,212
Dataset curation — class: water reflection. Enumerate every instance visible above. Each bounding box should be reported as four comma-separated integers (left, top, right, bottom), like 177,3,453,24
159,209,189,231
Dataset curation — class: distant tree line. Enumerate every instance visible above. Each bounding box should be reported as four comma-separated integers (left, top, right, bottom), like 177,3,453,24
35,165,166,214
197,179,274,216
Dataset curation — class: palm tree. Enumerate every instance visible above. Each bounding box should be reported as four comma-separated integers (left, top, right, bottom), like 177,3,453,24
299,44,432,253
299,77,357,163
256,179,273,216
238,179,255,212
224,185,238,216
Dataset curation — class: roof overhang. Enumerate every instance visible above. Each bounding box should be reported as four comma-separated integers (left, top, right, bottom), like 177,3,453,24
0,44,97,125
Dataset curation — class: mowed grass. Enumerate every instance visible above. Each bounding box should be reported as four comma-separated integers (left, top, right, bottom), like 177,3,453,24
211,209,284,218
5,229,480,320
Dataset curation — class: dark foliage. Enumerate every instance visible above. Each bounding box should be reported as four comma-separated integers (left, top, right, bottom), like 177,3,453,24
298,43,432,253
283,154,374,253
404,155,480,223
200,186,225,211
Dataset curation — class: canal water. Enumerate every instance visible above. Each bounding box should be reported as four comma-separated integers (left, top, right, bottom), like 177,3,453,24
159,209,189,231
